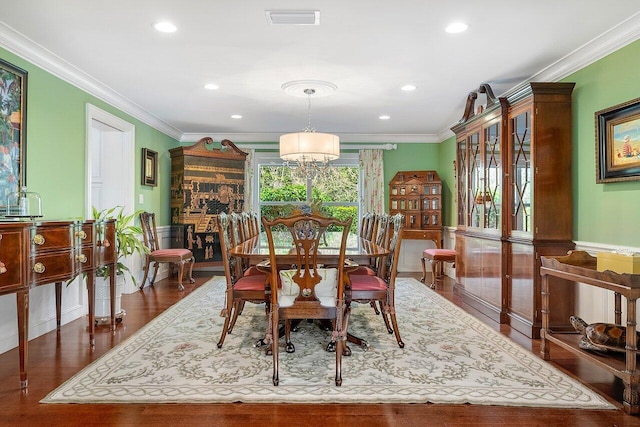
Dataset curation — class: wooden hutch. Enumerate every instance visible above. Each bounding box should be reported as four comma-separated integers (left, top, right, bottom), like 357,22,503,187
452,82,576,338
389,170,442,247
169,137,247,267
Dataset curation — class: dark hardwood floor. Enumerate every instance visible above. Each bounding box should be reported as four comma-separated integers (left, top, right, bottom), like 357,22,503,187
1,271,639,426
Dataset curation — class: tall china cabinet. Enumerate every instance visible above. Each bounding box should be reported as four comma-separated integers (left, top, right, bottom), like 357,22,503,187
452,82,576,338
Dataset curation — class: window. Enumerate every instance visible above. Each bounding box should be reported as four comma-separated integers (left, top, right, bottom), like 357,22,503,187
253,152,360,234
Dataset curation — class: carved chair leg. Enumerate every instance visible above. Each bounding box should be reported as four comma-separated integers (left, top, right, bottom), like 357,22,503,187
228,300,241,333
150,262,160,285
187,256,195,283
140,260,151,290
176,262,185,291
217,298,234,348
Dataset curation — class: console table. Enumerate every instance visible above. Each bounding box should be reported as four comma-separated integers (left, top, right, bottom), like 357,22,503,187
0,219,116,389
540,250,640,414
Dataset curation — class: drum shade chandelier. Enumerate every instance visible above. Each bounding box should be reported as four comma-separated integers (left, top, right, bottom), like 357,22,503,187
279,81,340,179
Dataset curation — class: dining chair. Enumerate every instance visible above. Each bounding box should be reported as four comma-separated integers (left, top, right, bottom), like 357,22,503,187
262,213,352,386
216,212,269,348
138,211,195,291
346,213,405,348
239,211,252,241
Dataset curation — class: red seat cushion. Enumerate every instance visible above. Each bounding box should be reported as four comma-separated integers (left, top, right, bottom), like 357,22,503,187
234,273,267,291
151,248,193,258
349,274,387,291
423,248,456,262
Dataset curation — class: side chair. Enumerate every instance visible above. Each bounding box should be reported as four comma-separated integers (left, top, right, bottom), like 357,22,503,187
139,211,195,291
262,213,352,386
346,213,405,348
216,212,269,348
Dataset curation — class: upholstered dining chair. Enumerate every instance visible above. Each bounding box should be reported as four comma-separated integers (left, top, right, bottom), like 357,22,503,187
216,212,269,348
346,213,405,348
262,213,352,386
139,211,195,291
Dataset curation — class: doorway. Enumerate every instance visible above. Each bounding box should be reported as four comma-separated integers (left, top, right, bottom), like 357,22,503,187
85,104,136,291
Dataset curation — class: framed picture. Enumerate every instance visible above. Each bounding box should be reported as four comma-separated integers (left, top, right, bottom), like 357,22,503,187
141,148,158,186
596,97,640,183
0,58,27,207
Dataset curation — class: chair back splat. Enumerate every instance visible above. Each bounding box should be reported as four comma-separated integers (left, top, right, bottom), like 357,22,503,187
139,212,195,291
262,213,352,386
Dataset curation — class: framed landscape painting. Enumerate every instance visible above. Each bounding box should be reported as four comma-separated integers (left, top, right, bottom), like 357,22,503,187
0,58,27,207
596,97,640,183
142,148,158,186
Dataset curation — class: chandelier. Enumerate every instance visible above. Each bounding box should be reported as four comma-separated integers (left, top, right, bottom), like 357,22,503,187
279,85,340,180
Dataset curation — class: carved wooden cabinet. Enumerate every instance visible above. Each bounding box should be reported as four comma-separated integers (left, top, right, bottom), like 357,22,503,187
389,170,442,247
169,137,247,267
453,82,576,338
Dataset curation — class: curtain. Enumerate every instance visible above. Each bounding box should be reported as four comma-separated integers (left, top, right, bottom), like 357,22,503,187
359,149,384,213
243,149,254,212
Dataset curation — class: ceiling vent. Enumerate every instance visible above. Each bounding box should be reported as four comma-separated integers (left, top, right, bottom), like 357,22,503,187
265,10,320,25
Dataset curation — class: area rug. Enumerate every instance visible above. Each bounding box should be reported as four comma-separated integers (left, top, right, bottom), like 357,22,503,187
42,277,614,409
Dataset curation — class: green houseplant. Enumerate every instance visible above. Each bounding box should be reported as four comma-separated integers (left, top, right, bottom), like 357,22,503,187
93,206,148,288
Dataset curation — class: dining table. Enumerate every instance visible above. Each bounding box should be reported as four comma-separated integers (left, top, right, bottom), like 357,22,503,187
229,231,390,353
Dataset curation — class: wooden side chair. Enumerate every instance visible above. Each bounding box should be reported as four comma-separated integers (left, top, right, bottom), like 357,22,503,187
346,213,405,348
139,211,195,291
262,213,352,386
216,212,268,348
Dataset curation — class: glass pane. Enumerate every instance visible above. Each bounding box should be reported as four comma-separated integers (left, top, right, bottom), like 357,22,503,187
469,131,481,228
457,138,467,226
259,165,307,202
484,122,501,230
511,111,532,233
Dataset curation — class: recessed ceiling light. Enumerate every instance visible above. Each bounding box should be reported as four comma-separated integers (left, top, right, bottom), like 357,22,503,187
401,84,417,91
379,115,391,120
204,83,219,90
154,21,177,33
231,114,242,119
445,22,468,33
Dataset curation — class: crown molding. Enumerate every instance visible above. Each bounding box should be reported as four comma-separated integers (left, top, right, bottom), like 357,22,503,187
0,21,183,141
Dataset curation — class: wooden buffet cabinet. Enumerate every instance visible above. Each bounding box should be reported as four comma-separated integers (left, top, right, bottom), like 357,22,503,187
452,82,576,338
540,251,640,414
389,170,442,247
0,219,116,389
169,137,247,267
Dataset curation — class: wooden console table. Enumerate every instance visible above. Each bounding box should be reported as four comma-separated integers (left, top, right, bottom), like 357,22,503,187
0,219,116,389
540,250,640,414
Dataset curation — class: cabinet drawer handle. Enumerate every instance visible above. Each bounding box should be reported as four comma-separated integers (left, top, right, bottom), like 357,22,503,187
76,230,87,240
33,234,45,245
76,254,87,263
0,261,6,274
33,262,45,274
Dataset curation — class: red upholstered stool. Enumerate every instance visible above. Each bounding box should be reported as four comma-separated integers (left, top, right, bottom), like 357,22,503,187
421,248,456,289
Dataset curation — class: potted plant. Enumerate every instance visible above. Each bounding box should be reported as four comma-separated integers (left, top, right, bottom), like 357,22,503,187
92,206,148,321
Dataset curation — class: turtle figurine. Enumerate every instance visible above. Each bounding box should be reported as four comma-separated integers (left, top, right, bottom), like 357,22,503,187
569,315,640,353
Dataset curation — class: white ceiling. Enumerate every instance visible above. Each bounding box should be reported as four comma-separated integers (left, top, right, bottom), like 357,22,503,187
1,1,640,143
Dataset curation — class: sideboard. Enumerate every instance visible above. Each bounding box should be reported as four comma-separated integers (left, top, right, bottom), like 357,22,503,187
0,219,116,389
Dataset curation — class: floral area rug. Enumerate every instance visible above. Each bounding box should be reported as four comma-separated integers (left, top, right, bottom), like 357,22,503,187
42,277,614,409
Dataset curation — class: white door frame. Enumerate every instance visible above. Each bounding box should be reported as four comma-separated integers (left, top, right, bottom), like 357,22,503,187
85,104,135,219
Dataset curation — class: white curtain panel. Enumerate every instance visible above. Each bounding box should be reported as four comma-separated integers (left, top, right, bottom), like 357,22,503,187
359,149,385,214
243,149,254,212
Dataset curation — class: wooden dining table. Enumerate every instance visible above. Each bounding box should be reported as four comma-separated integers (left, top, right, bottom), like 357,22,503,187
229,231,390,352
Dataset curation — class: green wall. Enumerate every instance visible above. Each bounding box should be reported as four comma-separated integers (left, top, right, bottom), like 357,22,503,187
0,47,179,225
562,39,640,246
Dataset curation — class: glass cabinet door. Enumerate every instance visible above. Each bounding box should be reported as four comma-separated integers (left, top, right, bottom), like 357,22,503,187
484,121,501,230
457,137,467,226
511,110,532,233
469,131,481,228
